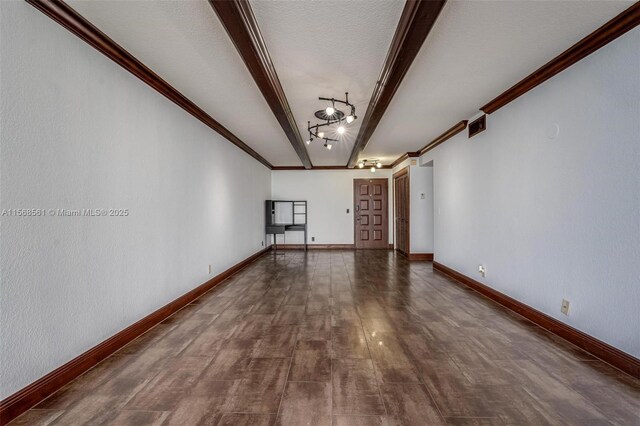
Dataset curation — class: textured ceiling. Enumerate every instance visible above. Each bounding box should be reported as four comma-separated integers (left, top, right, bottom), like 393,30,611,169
364,0,634,164
68,0,302,166
66,0,631,168
251,0,404,166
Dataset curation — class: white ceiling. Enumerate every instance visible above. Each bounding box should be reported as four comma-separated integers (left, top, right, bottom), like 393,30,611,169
66,0,631,168
364,0,634,164
68,0,303,166
249,0,404,166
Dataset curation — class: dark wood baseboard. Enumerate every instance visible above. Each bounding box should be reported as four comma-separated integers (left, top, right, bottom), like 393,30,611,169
395,250,433,261
273,244,355,250
408,253,434,261
0,247,271,425
272,244,396,250
433,261,640,379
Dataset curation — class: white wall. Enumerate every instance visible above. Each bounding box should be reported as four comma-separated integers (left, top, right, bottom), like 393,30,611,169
271,170,393,245
0,2,270,398
410,164,434,254
420,28,640,357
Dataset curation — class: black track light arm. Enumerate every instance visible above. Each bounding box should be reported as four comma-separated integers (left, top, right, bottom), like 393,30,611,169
306,92,358,149
307,121,339,143
318,92,357,119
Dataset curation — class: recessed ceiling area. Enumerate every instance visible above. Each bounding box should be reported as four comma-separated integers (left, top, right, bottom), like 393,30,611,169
68,0,303,166
251,0,404,166
363,0,634,164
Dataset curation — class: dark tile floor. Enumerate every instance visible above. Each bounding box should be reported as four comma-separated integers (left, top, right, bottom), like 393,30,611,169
11,250,640,425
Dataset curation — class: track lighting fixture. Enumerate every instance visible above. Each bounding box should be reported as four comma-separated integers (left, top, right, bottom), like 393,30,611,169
307,93,357,150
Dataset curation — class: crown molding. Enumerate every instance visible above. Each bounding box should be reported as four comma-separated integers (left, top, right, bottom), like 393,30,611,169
481,3,640,114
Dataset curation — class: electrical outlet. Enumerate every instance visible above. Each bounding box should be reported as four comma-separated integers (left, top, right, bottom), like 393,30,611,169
420,193,425,199
311,237,315,242
208,264,212,274
261,241,264,246
347,208,350,213
561,299,570,315
478,264,486,277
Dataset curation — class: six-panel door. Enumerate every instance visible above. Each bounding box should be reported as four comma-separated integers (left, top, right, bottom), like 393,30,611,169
354,178,388,249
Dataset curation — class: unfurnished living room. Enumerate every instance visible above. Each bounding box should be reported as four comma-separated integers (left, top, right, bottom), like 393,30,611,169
1,0,639,425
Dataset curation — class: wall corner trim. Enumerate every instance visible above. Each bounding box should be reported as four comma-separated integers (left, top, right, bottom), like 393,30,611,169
0,247,271,425
432,261,640,379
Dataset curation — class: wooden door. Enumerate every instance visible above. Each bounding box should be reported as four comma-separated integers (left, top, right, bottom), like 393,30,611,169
354,179,388,249
394,168,410,255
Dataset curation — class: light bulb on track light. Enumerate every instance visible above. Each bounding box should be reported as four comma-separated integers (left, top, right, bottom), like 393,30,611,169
318,131,324,138
376,161,382,168
370,166,376,173
337,126,345,134
326,106,335,116
327,143,332,150
346,115,354,124
358,162,364,169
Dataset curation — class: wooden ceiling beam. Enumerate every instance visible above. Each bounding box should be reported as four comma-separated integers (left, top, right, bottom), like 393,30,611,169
209,0,313,169
25,0,273,169
347,0,446,168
